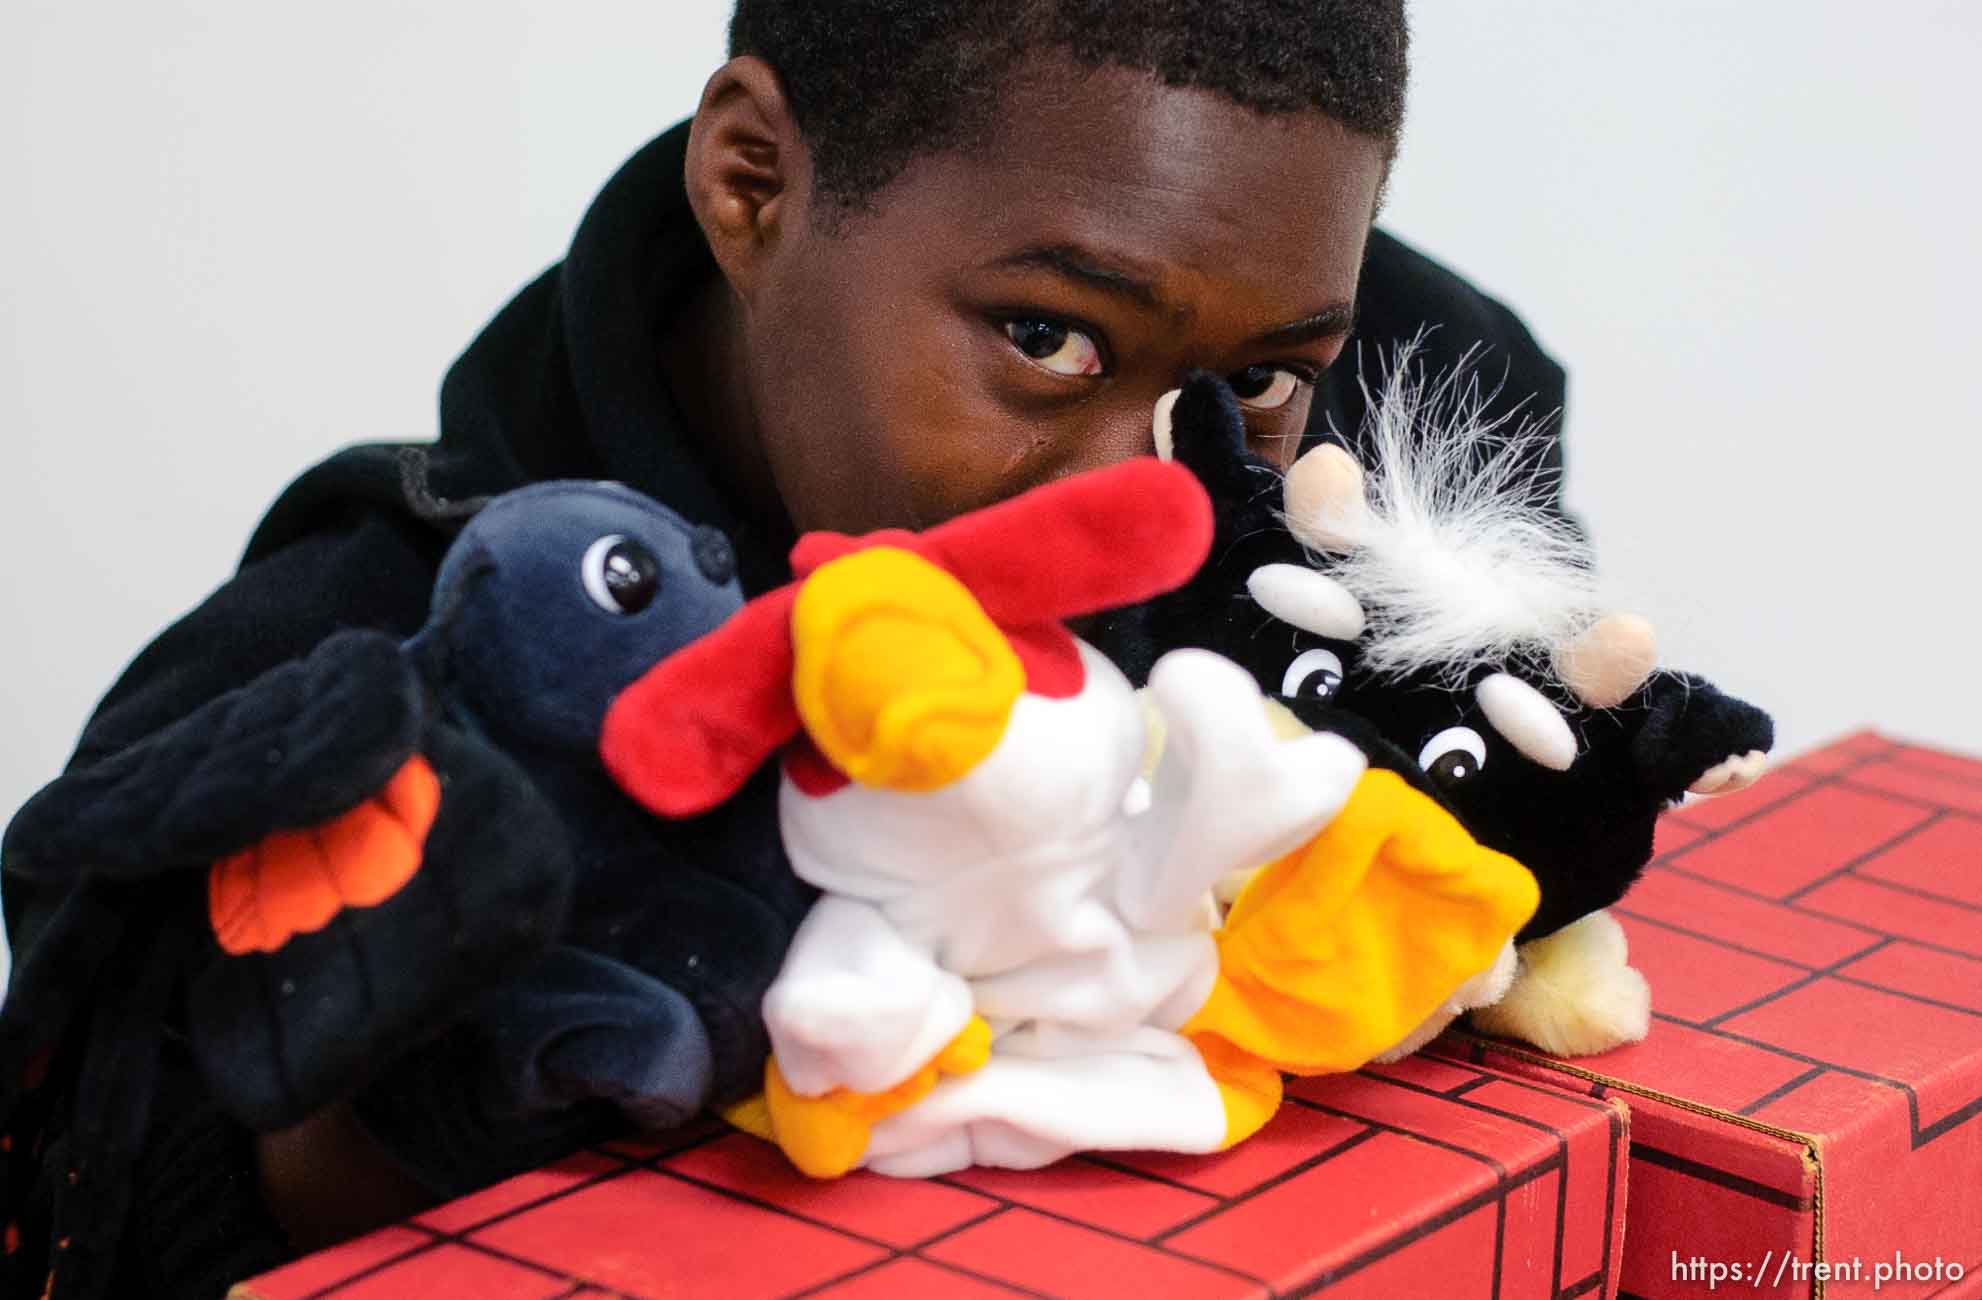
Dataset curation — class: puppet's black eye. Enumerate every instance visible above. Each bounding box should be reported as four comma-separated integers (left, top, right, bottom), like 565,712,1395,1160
1281,647,1345,701
1418,726,1488,783
582,535,660,614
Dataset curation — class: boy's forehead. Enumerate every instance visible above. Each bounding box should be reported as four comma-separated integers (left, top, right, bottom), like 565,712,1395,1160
840,54,1385,321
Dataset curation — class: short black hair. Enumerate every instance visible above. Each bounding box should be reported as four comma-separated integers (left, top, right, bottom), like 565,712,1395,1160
727,0,1409,216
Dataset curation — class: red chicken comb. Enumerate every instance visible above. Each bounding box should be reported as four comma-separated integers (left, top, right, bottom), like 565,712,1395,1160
603,456,1212,816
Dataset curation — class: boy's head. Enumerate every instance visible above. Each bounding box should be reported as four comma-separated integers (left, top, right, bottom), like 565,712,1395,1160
679,0,1406,537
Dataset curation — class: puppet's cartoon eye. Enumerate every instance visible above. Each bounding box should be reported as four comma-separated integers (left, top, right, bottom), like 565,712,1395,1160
1004,318,1104,377
1418,726,1488,783
1229,364,1304,412
1281,647,1346,701
582,535,660,614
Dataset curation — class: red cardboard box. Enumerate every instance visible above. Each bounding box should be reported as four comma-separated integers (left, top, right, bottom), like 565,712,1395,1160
231,1056,1627,1300
1440,731,1982,1299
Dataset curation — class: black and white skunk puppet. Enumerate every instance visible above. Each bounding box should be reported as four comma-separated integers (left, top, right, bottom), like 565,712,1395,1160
1103,360,1774,1058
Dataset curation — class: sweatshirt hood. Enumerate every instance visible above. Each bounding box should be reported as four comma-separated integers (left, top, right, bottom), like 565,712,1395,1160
244,119,790,591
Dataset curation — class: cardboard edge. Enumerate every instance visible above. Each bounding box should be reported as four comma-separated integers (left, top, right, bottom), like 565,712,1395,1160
1602,1089,1632,1300
1443,1032,1832,1299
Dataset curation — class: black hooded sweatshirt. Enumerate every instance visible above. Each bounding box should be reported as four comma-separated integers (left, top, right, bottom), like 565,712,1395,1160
0,119,1566,1299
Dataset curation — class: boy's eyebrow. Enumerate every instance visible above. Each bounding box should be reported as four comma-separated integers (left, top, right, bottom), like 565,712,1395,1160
985,242,1356,346
1251,303,1357,348
986,244,1166,310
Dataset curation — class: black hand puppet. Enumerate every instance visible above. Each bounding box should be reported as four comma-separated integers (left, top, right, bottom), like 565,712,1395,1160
1104,364,1775,1057
1,481,808,1298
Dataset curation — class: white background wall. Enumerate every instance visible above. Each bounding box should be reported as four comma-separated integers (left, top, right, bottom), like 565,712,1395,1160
5,4,1979,981
1380,3,1982,774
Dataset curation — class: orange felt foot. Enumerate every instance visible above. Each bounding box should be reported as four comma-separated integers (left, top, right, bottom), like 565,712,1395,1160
752,1016,994,1179
208,755,442,956
1191,1030,1285,1150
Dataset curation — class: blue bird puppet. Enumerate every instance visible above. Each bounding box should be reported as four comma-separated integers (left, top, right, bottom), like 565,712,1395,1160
1,481,807,1298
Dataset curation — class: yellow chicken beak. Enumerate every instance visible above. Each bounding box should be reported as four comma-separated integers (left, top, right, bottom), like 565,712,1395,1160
790,546,1025,792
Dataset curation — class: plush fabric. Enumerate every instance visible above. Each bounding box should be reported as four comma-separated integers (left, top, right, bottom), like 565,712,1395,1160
1279,349,1597,686
603,456,1215,819
789,548,1028,792
4,630,426,879
755,642,1369,1176
1184,769,1538,1075
185,715,573,1131
1166,696,1533,1074
2,114,1575,1296
417,482,747,752
1371,940,1519,1063
207,754,441,957
0,623,574,1137
1348,671,1772,942
1137,370,1774,947
14,482,759,1144
1113,369,1776,1070
0,482,814,1300
1470,909,1651,1056
615,462,1538,1178
739,1015,993,1178
604,467,1384,1174
750,637,1542,1176
470,945,716,1129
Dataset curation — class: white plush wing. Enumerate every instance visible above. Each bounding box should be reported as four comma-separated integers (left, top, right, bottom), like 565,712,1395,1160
1119,649,1367,933
761,895,975,1096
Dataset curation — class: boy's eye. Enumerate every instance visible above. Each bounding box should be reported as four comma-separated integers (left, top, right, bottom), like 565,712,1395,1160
1004,318,1103,377
1229,364,1303,411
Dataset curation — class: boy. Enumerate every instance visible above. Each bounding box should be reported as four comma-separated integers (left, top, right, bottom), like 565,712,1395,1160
1,2,1566,1296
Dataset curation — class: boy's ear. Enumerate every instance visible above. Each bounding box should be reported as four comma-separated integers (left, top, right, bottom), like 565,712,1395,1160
684,55,804,301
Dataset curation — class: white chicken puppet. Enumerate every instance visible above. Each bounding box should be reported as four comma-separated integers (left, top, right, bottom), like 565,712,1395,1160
605,450,1539,1178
